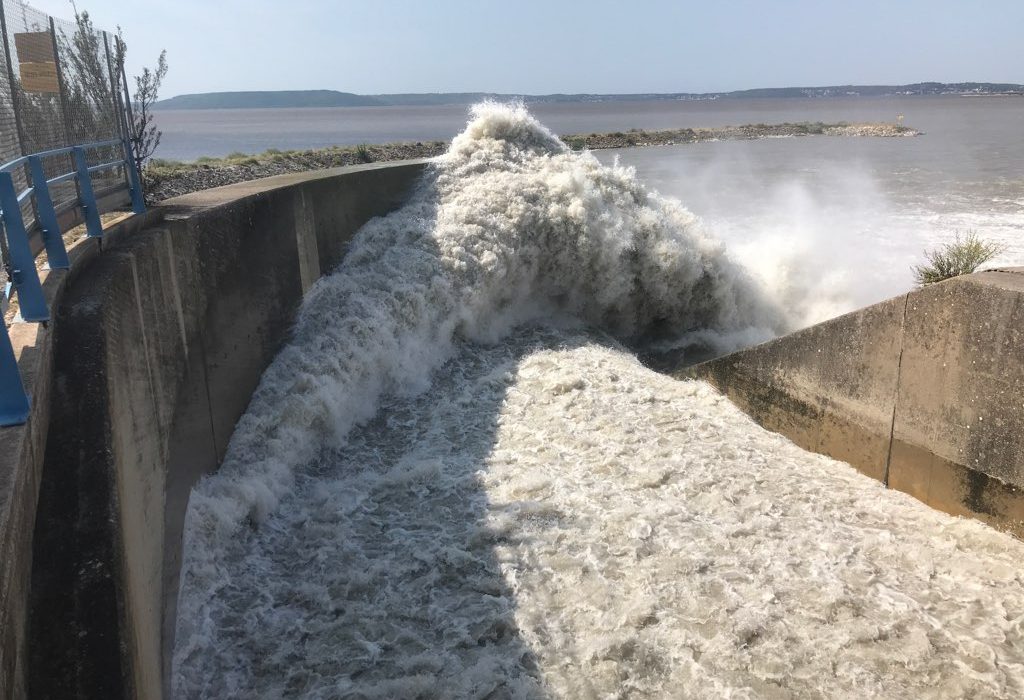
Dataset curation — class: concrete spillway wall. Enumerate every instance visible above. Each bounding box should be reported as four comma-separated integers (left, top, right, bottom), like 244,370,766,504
1,158,1021,698
683,267,1024,535
0,161,428,699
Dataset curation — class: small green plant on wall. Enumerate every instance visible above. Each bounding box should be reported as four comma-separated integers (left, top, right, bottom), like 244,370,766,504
912,231,1005,285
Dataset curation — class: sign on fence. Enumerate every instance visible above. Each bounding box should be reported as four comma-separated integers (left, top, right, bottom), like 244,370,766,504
13,31,59,93
18,61,59,93
13,30,54,60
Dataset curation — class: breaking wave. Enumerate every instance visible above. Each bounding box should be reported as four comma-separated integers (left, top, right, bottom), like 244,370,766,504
176,103,781,613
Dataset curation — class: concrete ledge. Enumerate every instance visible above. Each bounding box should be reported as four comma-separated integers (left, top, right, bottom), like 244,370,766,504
0,160,428,699
684,267,1024,536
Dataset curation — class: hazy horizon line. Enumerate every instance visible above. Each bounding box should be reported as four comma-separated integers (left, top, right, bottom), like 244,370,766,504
171,80,1023,94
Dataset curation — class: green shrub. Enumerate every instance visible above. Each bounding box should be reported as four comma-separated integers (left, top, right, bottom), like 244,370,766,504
912,231,1005,285
355,144,373,163
226,151,250,160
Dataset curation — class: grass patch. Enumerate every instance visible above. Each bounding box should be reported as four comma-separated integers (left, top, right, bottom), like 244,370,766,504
563,136,586,151
148,157,181,168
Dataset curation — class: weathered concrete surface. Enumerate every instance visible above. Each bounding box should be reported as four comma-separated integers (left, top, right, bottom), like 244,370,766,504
685,267,1024,535
0,210,156,700
888,269,1024,526
0,314,55,700
0,160,427,699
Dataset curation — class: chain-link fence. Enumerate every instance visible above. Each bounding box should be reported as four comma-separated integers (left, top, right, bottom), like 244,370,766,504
1,0,132,309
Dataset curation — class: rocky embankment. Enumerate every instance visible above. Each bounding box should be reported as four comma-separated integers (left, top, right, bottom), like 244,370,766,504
565,121,918,149
146,141,448,202
146,121,918,203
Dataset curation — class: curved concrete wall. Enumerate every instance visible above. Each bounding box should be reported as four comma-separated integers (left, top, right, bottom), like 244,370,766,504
684,267,1024,535
0,161,428,699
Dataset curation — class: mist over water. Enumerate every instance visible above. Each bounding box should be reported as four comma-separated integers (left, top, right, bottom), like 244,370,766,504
174,103,1024,698
597,99,1024,326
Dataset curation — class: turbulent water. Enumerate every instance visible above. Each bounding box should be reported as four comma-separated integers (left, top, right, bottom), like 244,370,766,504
174,104,1024,698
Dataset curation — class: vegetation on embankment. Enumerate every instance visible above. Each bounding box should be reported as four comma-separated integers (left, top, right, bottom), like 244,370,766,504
145,121,918,202
562,121,918,149
913,231,1006,285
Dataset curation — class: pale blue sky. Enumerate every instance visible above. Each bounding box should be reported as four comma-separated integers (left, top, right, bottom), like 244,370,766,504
23,0,1024,98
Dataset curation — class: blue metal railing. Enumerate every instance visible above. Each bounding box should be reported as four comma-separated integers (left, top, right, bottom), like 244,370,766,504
0,137,145,426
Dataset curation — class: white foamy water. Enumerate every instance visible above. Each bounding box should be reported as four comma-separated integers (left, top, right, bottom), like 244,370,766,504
596,106,1024,330
174,104,1024,698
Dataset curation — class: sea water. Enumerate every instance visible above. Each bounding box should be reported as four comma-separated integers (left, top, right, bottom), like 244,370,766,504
158,95,1024,324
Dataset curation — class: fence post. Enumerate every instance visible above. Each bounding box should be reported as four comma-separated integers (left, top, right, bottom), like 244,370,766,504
105,32,140,212
123,139,145,214
0,321,30,427
119,45,142,176
72,147,103,238
28,156,70,269
0,172,49,322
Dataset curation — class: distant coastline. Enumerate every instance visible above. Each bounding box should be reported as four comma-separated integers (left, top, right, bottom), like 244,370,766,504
153,82,1023,110
146,121,918,202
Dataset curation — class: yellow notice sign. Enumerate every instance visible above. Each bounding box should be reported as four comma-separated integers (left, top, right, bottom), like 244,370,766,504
13,31,55,62
20,62,60,93
14,32,59,93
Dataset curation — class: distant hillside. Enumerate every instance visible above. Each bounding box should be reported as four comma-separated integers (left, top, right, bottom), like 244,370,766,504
154,90,385,110
156,83,1024,110
375,83,1024,104
726,82,1024,99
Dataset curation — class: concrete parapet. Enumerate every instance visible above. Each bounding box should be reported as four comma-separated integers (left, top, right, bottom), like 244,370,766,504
685,267,1024,535
0,161,428,699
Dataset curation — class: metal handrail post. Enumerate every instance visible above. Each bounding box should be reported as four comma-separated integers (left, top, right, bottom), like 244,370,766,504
27,156,71,270
123,139,146,214
0,172,49,322
0,321,29,427
72,147,104,238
